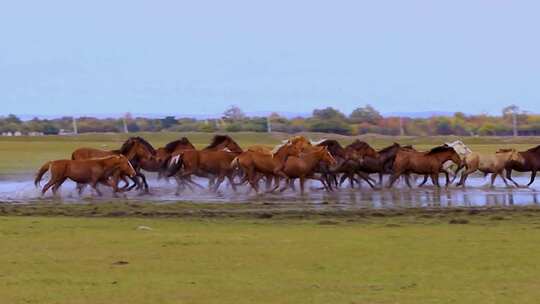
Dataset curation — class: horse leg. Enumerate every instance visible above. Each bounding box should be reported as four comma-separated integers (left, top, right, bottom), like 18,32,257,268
404,174,413,188
213,175,226,192
226,174,237,192
137,172,149,193
528,171,537,187
444,171,450,187
489,173,497,188
387,173,401,188
505,168,520,187
299,176,306,195
91,181,103,196
51,177,67,196
499,172,510,187
430,173,440,188
417,175,429,187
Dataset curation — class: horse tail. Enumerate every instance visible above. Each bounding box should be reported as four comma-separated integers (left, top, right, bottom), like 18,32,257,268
34,161,51,187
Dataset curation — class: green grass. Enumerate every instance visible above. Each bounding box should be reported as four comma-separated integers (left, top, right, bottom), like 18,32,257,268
2,214,540,304
1,132,539,175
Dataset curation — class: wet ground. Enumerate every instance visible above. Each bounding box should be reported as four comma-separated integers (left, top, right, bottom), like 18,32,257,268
1,174,539,208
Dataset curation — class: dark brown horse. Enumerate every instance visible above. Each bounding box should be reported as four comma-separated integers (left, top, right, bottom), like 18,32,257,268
505,145,540,187
314,139,347,190
336,140,379,188
35,155,136,196
388,145,461,188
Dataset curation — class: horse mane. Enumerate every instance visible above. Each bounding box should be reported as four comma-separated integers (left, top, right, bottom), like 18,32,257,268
119,139,134,155
426,145,453,155
316,139,344,156
526,145,540,153
347,139,371,150
378,143,400,153
133,137,156,155
164,137,194,152
316,139,342,148
204,135,232,150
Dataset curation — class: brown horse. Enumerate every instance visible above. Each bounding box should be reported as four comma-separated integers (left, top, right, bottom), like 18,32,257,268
313,139,348,190
166,135,243,192
337,140,379,188
72,137,157,192
231,141,302,193
505,145,540,187
388,145,461,188
35,155,136,196
280,146,337,195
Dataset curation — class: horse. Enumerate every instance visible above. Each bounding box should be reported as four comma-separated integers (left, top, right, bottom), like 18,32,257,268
504,145,540,187
313,139,347,190
35,155,136,196
280,146,337,195
457,149,524,187
388,145,461,188
230,141,302,193
336,140,379,188
416,141,472,187
166,135,243,192
71,137,157,192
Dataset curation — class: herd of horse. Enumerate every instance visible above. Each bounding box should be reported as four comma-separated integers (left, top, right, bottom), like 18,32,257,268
34,135,540,197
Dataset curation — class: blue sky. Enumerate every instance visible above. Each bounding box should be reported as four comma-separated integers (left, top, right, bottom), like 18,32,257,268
1,0,539,117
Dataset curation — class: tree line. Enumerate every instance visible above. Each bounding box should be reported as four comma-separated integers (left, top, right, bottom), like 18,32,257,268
2,105,539,136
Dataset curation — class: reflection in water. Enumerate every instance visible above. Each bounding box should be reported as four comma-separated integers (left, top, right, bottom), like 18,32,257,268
0,175,540,208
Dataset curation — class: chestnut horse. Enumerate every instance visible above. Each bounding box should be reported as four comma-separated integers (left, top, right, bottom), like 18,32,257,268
35,155,136,196
231,141,302,193
166,135,243,192
457,149,524,187
280,146,337,195
388,145,461,188
71,137,157,192
504,145,540,187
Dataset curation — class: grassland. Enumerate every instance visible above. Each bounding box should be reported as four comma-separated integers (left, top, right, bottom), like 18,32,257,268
1,131,539,175
2,210,540,304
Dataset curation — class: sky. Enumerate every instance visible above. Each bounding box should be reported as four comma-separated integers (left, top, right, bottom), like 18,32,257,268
1,0,539,117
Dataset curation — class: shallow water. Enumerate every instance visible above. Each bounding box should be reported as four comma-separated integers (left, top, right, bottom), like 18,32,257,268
1,174,539,208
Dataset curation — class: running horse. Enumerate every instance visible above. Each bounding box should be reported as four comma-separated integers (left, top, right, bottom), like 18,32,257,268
504,145,540,187
166,135,244,192
457,148,524,187
388,145,461,188
231,140,303,193
71,137,157,192
35,155,136,196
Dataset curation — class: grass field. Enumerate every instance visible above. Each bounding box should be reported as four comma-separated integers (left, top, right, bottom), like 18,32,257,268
2,211,540,304
1,131,539,175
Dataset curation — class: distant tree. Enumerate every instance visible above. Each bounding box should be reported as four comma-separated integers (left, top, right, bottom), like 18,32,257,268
5,114,22,124
160,116,178,129
349,105,382,124
223,105,246,121
312,107,346,120
309,120,352,135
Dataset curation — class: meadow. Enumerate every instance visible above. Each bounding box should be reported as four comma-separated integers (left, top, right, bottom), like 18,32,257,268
2,132,540,303
2,210,540,304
